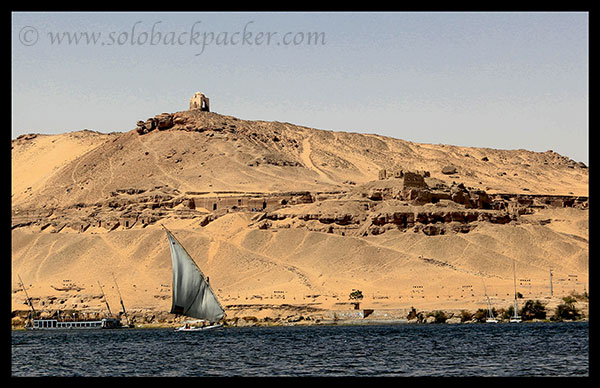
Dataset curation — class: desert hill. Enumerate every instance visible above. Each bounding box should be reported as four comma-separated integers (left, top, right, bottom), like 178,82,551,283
11,100,588,326
12,109,588,209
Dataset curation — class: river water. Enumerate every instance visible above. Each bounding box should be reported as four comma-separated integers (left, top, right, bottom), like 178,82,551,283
11,321,588,377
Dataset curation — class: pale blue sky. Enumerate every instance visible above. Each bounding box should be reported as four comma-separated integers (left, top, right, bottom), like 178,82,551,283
12,12,588,164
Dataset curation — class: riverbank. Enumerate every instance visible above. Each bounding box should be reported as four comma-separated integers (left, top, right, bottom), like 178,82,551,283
11,301,588,330
11,317,589,331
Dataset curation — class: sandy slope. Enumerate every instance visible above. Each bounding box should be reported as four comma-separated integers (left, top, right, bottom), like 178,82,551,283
11,110,588,321
11,207,588,319
11,131,116,206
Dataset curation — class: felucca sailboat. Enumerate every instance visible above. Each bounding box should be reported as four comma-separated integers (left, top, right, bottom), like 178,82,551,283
510,260,522,323
482,280,498,323
163,225,226,331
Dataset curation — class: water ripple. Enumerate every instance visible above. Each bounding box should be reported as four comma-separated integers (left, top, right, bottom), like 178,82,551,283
12,322,588,377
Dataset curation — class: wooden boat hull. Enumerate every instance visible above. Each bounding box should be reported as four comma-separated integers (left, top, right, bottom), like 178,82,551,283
174,324,222,332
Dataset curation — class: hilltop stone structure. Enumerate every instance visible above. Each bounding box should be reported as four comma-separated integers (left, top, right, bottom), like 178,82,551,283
189,92,210,112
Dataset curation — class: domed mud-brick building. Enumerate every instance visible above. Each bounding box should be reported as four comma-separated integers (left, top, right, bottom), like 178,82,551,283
189,92,210,112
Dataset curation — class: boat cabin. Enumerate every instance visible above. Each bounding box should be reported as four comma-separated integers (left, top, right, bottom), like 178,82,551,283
30,318,122,330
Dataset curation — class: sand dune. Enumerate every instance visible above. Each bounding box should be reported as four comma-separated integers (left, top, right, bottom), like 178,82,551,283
11,108,588,324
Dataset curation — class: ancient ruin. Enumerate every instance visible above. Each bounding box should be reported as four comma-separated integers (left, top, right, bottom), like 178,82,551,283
189,92,210,112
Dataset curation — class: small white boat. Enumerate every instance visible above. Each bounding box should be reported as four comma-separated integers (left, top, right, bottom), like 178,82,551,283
483,280,498,323
175,321,223,332
510,261,522,323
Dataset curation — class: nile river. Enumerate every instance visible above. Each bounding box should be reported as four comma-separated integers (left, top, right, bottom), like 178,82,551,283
11,321,588,377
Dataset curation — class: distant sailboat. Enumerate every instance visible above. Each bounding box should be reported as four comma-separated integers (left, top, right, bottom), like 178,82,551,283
482,280,498,323
112,273,134,328
163,225,225,331
510,260,522,323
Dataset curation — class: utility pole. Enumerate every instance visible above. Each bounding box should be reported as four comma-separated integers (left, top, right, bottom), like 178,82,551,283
549,268,553,297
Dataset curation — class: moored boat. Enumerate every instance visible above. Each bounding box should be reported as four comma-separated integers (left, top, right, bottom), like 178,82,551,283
510,261,522,323
18,274,130,330
483,280,498,323
27,317,123,330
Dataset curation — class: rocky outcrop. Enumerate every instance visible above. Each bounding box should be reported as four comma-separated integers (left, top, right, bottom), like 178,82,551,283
491,193,589,210
378,168,430,180
363,208,511,236
12,178,587,237
243,174,587,237
249,153,303,167
11,188,317,233
357,172,496,209
441,165,458,175
251,200,515,236
136,113,174,134
11,186,189,233
447,183,493,209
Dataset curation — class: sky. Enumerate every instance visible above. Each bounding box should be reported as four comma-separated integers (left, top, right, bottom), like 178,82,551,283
12,12,589,164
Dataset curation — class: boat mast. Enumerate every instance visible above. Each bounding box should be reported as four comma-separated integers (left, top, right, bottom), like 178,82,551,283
482,280,494,319
97,281,113,318
112,273,130,326
18,274,36,323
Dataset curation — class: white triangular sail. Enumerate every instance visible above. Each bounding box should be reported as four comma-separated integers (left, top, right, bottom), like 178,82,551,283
164,227,225,323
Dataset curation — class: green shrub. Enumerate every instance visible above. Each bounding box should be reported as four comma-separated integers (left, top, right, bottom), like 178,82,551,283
502,306,515,320
432,310,448,323
349,290,363,300
460,310,473,322
552,296,582,321
570,290,589,302
406,307,418,321
520,300,547,321
496,308,506,319
472,309,487,323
